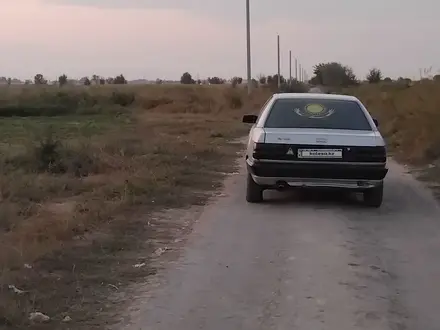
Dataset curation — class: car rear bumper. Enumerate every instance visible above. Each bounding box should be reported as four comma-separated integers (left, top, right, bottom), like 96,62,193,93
247,159,387,189
251,176,383,189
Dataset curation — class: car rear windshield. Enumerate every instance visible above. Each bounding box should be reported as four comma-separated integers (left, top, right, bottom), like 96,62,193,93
264,98,372,130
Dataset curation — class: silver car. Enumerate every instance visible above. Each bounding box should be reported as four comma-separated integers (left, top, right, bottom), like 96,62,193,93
242,93,388,207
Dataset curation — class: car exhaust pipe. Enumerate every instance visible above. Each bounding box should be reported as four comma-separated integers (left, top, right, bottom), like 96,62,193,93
275,181,289,191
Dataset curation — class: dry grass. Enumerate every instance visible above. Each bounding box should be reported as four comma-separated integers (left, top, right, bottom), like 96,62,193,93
345,80,440,164
0,84,271,329
4,78,439,328
345,80,440,198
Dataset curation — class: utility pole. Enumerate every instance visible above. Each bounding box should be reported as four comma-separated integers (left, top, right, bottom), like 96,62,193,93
245,0,252,94
295,58,298,81
289,50,292,82
277,35,281,88
299,63,302,82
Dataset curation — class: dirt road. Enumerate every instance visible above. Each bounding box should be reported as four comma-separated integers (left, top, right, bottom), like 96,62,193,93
119,160,440,330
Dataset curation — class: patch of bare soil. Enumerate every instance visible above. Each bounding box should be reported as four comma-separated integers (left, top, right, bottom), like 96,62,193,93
407,161,440,200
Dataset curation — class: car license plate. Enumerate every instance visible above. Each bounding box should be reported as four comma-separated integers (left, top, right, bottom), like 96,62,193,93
298,148,342,159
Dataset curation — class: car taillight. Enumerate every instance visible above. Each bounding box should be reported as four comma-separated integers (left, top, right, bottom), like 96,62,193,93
253,143,277,159
353,146,386,162
377,146,387,162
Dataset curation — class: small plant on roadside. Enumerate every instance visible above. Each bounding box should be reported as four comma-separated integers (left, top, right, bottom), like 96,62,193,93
33,128,64,173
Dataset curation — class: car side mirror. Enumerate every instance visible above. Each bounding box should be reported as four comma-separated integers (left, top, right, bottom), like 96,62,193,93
373,118,379,127
242,114,258,124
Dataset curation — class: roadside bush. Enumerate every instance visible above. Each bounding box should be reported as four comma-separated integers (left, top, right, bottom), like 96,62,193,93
141,97,174,110
34,133,65,173
0,105,72,117
0,87,141,116
2,129,101,177
224,90,243,109
110,91,136,106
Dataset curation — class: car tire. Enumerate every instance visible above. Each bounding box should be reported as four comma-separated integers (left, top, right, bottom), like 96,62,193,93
363,183,383,208
246,173,264,203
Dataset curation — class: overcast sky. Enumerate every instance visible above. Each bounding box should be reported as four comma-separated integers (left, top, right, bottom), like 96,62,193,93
1,0,438,80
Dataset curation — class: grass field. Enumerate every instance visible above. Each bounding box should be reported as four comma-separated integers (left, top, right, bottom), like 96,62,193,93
0,84,271,328
346,80,440,164
346,80,440,198
1,80,440,328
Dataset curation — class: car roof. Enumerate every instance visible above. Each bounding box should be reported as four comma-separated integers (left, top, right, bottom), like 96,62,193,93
272,93,359,102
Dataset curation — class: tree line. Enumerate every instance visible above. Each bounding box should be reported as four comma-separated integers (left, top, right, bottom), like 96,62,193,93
0,74,128,86
40,74,128,86
2,62,439,87
180,63,440,87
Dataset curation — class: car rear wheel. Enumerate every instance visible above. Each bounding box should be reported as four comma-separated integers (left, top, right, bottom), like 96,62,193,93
246,173,264,203
363,183,383,208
